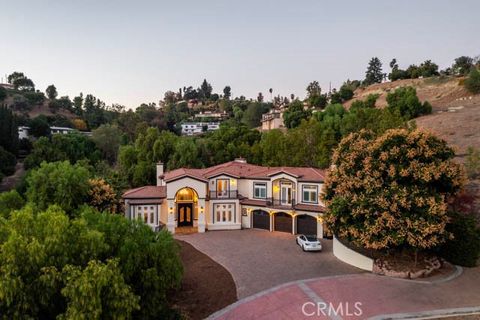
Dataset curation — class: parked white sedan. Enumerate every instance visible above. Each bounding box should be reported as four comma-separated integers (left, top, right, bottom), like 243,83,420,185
296,234,322,252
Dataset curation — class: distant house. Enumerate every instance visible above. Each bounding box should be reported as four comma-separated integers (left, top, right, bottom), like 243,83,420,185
261,108,285,131
17,125,91,139
194,111,228,121
18,126,30,140
50,126,75,135
122,159,327,238
0,83,15,90
181,122,220,136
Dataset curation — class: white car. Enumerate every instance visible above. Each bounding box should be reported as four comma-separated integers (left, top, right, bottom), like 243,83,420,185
296,234,322,252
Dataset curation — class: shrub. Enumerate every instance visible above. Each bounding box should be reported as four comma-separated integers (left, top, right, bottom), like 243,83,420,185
465,146,480,179
464,68,480,94
0,146,16,177
438,211,480,267
386,86,432,119
0,190,25,218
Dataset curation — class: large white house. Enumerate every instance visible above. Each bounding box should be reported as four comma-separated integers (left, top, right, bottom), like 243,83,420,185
122,158,328,238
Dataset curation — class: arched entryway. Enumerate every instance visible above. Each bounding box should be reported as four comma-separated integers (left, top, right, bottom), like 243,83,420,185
252,210,270,230
274,212,292,233
175,187,198,227
296,214,317,235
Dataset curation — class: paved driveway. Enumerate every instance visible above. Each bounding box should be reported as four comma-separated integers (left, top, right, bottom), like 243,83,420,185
176,229,363,298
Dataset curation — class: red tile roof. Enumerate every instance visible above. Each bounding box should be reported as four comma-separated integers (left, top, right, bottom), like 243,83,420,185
163,161,325,182
122,186,166,199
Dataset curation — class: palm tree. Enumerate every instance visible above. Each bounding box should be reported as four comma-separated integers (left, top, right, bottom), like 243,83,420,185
269,88,273,102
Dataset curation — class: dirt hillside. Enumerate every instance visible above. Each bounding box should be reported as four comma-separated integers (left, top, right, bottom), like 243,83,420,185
346,77,480,156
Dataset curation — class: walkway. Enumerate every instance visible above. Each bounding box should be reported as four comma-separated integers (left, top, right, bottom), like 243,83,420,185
209,266,480,319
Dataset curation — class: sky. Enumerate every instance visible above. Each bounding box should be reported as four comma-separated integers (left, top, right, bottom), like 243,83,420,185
1,0,479,109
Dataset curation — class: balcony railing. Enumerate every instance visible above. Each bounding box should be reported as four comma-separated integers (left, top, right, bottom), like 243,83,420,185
266,198,296,208
209,190,238,199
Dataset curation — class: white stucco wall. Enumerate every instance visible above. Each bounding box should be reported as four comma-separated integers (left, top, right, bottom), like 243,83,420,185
332,236,373,271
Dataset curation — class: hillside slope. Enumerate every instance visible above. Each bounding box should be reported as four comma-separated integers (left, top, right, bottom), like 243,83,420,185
345,76,479,111
346,77,480,157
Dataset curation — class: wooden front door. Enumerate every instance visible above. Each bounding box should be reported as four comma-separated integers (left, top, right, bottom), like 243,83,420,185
178,203,193,227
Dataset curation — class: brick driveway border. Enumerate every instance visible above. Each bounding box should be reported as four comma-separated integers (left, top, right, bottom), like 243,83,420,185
208,266,480,320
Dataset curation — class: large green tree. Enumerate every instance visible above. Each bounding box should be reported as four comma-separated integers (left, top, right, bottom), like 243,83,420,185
91,124,122,164
0,205,182,319
46,84,58,99
364,57,384,85
26,161,91,212
323,129,464,252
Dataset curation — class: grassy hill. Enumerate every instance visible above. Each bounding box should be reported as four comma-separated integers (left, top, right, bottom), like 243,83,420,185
347,76,480,157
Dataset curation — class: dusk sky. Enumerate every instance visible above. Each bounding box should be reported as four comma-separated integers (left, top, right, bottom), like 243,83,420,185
1,0,478,109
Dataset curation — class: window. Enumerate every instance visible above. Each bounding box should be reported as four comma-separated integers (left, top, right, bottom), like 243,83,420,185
217,179,229,197
253,183,267,199
134,205,157,226
214,203,235,223
302,185,318,203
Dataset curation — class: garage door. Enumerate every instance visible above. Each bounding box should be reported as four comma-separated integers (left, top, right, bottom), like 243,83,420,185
296,215,317,235
274,212,292,233
252,210,270,230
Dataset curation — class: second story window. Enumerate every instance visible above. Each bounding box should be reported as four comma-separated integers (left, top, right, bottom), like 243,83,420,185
253,183,267,199
302,185,318,204
217,179,229,197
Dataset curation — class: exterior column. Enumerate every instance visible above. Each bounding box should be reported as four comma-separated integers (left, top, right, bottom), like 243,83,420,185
317,217,324,239
292,214,296,234
167,199,175,234
124,200,130,219
270,211,274,232
198,199,206,233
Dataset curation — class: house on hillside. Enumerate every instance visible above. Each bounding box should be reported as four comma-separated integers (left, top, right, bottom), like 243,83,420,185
122,158,328,238
18,126,91,139
261,108,285,131
181,122,220,136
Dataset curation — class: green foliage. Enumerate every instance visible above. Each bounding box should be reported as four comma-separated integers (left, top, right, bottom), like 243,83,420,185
91,124,123,164
0,147,16,178
24,91,45,105
26,161,91,213
223,86,231,99
45,84,57,100
465,146,480,179
59,259,139,319
29,115,51,138
350,94,378,110
283,100,311,128
0,87,6,101
386,86,431,119
464,68,480,94
0,190,25,218
439,211,480,267
24,133,101,170
306,81,327,108
323,129,464,251
0,105,19,155
242,102,269,128
364,57,384,85
452,56,474,75
0,205,182,319
7,71,35,91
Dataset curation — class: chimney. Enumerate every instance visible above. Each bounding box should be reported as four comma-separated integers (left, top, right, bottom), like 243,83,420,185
234,157,247,164
156,162,165,186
